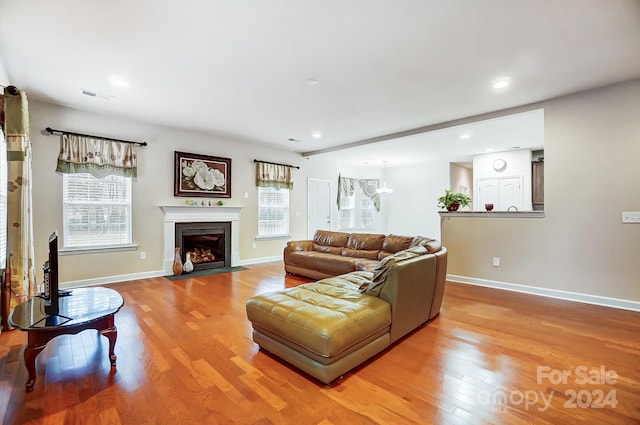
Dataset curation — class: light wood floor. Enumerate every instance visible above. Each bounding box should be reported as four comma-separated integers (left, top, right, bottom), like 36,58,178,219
0,262,638,424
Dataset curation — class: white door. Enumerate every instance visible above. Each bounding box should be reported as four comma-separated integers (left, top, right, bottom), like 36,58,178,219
478,178,499,209
499,177,523,211
307,178,331,239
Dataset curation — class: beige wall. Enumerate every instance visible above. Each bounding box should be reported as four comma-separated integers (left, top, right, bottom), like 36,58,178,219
449,163,473,208
29,100,338,283
442,79,640,301
27,79,640,303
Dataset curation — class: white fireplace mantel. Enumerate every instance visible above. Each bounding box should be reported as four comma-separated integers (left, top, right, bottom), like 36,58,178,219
160,205,242,275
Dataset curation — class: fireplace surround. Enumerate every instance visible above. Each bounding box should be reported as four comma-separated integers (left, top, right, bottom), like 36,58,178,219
160,206,242,275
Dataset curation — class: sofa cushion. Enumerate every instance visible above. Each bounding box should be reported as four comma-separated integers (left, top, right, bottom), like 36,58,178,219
341,248,380,260
246,277,391,358
411,236,441,253
313,230,350,247
346,233,385,250
313,244,344,255
287,251,359,276
382,234,413,253
354,258,380,272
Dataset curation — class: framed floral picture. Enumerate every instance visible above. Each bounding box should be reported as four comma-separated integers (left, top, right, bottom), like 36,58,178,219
174,151,231,198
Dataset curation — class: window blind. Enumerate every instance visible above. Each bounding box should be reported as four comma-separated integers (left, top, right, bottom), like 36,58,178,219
62,173,132,248
258,187,289,237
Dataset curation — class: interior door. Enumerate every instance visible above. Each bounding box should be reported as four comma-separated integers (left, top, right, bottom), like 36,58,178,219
307,178,331,239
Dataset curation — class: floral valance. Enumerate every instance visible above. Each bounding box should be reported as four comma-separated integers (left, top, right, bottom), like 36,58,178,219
56,134,137,178
256,161,293,190
337,175,381,211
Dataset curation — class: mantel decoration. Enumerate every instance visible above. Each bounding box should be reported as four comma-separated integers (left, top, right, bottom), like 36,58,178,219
174,151,231,198
437,189,472,212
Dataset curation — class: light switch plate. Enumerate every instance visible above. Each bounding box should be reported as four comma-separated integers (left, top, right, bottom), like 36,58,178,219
622,212,640,223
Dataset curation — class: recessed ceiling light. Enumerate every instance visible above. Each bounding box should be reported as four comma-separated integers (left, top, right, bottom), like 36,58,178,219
311,131,322,139
492,77,511,89
305,78,318,86
109,75,129,88
460,133,472,140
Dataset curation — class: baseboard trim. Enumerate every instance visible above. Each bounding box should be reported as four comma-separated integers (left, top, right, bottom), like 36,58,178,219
61,270,165,289
59,257,282,288
447,274,640,312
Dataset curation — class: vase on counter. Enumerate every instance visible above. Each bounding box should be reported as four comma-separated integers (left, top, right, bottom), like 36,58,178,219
183,252,194,273
173,247,183,275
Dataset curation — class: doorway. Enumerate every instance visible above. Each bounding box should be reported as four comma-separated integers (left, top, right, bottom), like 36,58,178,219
307,178,331,239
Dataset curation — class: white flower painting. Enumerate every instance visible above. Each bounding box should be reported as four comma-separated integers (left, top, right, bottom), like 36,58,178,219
174,152,231,198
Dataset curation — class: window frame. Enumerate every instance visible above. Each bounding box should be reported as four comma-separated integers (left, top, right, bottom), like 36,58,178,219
61,172,134,252
338,185,377,231
257,186,290,239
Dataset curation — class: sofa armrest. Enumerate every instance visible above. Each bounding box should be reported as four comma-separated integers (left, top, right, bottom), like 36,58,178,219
286,240,314,251
378,254,438,343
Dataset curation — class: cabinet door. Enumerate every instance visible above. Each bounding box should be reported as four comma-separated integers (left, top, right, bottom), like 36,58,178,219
478,176,523,211
499,177,523,211
532,162,544,205
478,178,499,209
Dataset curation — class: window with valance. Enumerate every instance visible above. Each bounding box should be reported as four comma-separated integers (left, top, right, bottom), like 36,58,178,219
256,161,294,238
337,174,380,230
56,134,137,249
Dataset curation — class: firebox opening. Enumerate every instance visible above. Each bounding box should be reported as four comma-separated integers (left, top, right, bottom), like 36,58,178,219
175,222,231,271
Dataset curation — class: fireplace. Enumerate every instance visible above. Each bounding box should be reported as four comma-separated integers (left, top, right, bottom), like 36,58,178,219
175,222,231,271
160,205,242,276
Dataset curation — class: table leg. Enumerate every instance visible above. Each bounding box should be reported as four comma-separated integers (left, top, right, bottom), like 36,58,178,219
24,343,46,392
100,325,118,365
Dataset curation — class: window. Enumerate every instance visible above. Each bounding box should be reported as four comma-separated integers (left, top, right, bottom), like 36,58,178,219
338,186,377,231
62,173,132,249
258,186,289,237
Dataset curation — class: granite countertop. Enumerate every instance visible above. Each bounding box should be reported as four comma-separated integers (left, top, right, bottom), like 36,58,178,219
438,210,545,218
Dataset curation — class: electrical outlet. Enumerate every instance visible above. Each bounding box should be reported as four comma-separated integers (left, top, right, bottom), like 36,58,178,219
252,242,257,249
622,212,640,223
492,257,500,267
140,251,146,260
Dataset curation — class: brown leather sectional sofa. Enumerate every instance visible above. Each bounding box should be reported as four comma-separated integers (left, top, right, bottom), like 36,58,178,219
284,230,444,280
245,230,447,384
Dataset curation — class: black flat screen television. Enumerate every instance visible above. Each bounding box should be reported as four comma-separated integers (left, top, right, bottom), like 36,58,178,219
43,231,59,315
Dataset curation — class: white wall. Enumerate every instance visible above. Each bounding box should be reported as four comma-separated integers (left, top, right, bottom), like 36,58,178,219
0,57,9,86
381,162,449,239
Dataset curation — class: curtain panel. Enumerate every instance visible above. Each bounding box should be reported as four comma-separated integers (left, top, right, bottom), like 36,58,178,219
337,175,380,211
255,161,293,189
358,179,381,211
336,174,357,210
4,87,37,311
56,134,137,178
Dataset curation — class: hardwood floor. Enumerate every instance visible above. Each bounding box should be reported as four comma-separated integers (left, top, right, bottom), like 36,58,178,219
1,262,638,424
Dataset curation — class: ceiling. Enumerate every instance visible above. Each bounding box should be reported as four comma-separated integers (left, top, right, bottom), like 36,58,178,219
1,1,639,166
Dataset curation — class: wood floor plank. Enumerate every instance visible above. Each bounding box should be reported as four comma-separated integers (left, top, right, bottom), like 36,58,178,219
1,261,639,424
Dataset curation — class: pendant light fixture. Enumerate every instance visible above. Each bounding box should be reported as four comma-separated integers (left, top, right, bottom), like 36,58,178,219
376,160,394,194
